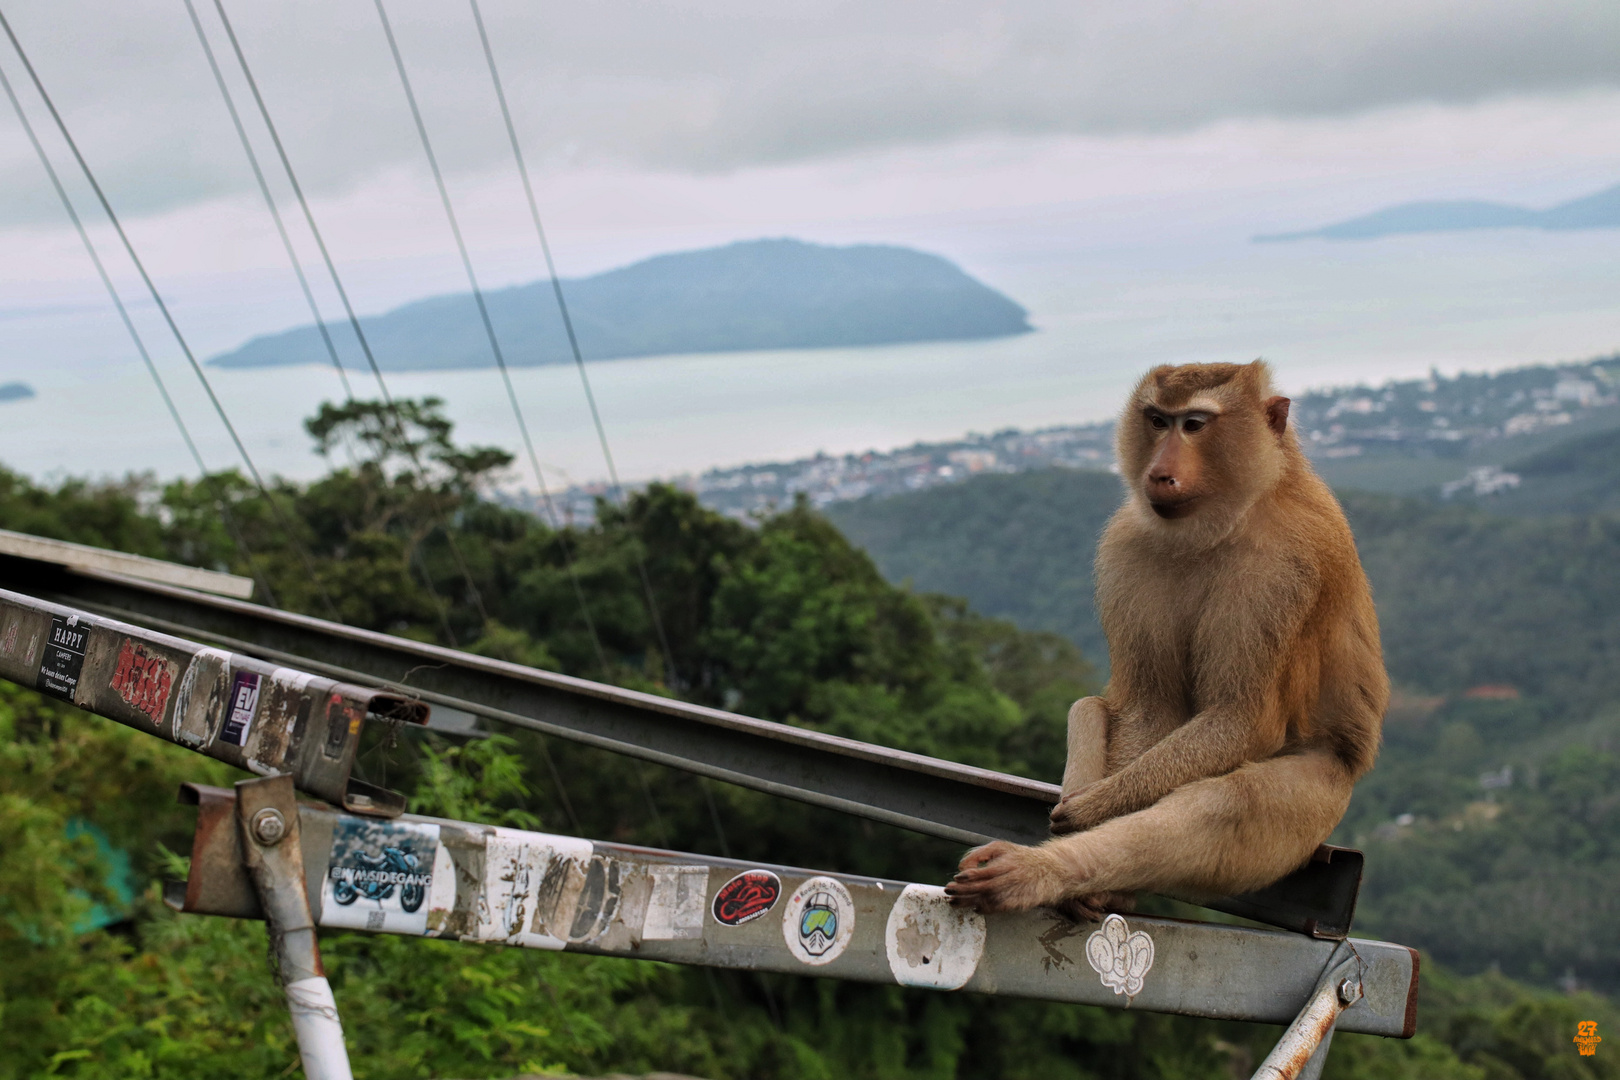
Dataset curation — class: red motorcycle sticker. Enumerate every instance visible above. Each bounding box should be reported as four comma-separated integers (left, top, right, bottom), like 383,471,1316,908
711,869,781,926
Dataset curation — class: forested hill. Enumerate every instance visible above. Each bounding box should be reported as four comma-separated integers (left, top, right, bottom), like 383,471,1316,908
208,239,1031,371
829,467,1620,993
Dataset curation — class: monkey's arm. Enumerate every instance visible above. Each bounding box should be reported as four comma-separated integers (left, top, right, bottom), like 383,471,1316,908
1053,553,1318,833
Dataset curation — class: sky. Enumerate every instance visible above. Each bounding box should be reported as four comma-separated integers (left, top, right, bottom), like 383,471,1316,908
2,0,1620,484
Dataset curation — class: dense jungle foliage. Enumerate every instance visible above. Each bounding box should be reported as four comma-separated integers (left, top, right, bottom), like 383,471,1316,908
1,400,1612,1079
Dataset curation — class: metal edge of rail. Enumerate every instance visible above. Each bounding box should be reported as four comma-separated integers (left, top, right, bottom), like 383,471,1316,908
0,585,427,816
2,558,1365,939
167,782,1420,1039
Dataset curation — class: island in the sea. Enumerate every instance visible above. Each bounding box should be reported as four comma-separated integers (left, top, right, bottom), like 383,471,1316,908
207,238,1032,372
1255,181,1620,242
0,382,35,403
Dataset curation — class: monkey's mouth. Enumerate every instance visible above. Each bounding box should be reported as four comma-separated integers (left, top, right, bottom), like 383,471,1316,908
1149,497,1200,520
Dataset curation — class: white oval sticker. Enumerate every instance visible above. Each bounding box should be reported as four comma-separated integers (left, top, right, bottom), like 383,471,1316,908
884,884,986,990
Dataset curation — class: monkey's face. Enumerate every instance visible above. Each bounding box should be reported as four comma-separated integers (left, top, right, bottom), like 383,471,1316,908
1138,406,1215,519
1117,361,1291,541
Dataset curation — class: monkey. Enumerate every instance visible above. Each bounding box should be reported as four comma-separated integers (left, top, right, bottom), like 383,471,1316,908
945,360,1387,918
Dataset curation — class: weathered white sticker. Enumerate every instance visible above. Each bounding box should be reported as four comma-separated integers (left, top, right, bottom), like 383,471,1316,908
424,841,457,935
522,839,614,947
884,884,986,990
782,875,855,966
642,865,708,941
320,818,439,935
170,647,230,747
472,829,596,948
1086,913,1155,999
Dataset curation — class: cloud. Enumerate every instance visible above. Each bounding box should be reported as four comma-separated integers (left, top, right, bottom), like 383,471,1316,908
1,0,1618,228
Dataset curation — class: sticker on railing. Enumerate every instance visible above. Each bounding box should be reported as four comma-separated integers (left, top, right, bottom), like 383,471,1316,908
712,869,780,926
320,818,439,935
218,670,262,747
782,876,854,966
109,639,177,726
1086,914,1154,1000
36,613,87,702
884,884,986,990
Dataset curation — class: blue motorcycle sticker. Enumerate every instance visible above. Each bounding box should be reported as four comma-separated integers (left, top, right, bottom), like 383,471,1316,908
320,818,440,934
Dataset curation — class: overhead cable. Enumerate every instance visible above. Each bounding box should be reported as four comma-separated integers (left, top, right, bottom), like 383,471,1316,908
190,0,479,643
0,40,279,606
465,0,677,682
372,0,609,674
178,0,352,400
0,6,338,620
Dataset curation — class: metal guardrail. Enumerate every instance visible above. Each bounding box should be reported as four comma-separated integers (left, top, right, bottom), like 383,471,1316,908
0,569,1412,1078
0,558,1364,938
172,781,1419,1039
0,586,426,815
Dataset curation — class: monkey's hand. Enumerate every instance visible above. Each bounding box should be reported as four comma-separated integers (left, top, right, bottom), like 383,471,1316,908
945,841,1063,913
1048,783,1114,835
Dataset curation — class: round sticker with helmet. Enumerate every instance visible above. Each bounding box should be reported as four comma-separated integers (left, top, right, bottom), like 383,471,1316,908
782,875,855,965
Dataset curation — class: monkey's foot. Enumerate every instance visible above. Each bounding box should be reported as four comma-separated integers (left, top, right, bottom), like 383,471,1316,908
945,840,1059,913
1048,891,1136,924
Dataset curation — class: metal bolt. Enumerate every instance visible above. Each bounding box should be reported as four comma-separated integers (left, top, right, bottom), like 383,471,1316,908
252,807,287,845
1337,977,1361,1005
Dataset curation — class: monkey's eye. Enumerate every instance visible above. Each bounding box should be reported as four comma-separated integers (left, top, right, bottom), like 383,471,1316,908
1183,416,1207,433
1148,414,1170,431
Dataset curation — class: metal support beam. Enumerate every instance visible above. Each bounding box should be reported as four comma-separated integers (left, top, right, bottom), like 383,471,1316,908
170,784,1420,1038
235,776,353,1080
7,562,1365,939
1253,943,1365,1080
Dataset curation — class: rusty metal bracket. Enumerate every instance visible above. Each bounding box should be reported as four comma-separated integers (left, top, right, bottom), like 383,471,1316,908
236,775,353,1080
1252,943,1368,1080
0,587,427,816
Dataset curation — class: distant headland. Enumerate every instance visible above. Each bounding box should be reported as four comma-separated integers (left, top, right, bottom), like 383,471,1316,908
207,239,1032,372
1255,181,1620,242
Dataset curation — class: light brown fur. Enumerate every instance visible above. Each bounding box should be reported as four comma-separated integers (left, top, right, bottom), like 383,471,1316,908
945,361,1387,916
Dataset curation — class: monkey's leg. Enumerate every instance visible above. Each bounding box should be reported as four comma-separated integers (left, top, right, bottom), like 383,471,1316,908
949,750,1352,912
1059,696,1111,798
1048,697,1132,920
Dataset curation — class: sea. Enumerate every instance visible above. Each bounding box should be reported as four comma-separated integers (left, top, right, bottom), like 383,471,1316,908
2,223,1618,490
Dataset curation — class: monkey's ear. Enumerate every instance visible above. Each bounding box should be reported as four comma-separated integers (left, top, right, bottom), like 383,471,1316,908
1264,396,1291,436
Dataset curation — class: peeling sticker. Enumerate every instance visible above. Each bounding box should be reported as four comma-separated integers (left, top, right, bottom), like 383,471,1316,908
884,884,986,990
643,865,707,941
270,667,315,695
0,614,19,657
320,818,439,935
1086,914,1155,1000
711,869,780,927
474,828,558,944
171,648,230,747
36,614,88,702
525,842,616,946
782,876,854,966
423,841,458,936
109,639,177,725
218,670,262,747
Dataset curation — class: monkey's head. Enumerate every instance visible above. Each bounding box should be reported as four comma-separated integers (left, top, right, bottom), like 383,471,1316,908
1117,360,1294,542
